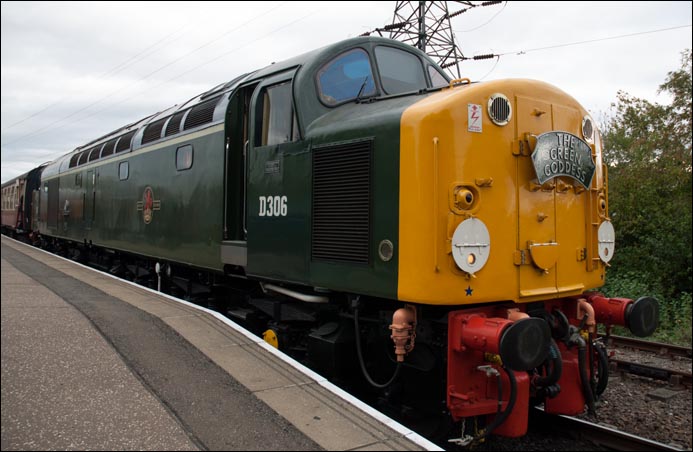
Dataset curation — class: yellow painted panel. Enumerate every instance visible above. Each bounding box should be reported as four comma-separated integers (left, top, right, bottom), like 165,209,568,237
552,104,605,291
399,82,518,305
398,80,606,306
516,96,557,299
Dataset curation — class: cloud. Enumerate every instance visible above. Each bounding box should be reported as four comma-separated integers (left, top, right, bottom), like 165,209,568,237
2,1,691,183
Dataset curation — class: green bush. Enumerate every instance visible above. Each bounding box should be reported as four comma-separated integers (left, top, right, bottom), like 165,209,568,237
599,49,692,346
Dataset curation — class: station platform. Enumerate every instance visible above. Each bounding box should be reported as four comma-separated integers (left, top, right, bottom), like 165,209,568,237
1,236,441,451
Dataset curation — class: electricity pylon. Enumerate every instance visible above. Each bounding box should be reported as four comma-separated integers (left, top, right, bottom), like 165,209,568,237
362,1,502,78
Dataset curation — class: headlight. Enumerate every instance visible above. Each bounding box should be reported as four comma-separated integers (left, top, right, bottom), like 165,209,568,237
452,218,491,275
597,220,615,263
582,115,594,143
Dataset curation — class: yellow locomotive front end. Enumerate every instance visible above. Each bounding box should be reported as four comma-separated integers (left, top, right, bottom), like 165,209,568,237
394,78,659,440
398,78,608,305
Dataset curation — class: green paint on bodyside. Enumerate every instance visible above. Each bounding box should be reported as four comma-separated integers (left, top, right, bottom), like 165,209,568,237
246,94,426,300
48,128,226,272
306,97,417,300
246,140,311,282
244,37,444,301
38,37,448,302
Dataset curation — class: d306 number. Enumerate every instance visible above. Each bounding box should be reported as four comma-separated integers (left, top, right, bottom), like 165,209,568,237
259,195,288,217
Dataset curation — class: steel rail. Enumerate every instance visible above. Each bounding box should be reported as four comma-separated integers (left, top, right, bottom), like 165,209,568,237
609,357,692,387
531,407,686,451
604,335,692,358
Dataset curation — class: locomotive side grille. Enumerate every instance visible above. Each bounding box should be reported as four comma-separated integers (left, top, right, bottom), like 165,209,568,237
100,138,118,158
87,147,100,162
165,111,186,137
141,118,167,144
183,95,221,131
312,140,372,264
115,130,137,153
69,153,80,168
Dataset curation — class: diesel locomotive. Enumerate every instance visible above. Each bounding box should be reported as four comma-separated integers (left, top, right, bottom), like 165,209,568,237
2,36,659,443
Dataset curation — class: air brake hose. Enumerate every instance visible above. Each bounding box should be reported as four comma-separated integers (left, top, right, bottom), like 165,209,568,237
354,307,402,388
592,341,609,397
534,338,562,387
571,334,596,414
475,365,517,443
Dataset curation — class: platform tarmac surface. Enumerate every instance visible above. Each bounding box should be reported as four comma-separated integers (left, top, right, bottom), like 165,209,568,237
1,236,435,451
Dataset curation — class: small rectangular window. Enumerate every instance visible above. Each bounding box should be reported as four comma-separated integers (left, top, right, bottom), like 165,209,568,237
75,173,82,187
119,161,129,181
176,145,193,171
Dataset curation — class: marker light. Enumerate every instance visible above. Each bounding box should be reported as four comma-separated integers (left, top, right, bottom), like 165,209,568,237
597,220,615,263
452,218,491,275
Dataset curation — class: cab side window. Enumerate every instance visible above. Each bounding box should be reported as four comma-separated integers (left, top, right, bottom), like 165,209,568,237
256,81,299,146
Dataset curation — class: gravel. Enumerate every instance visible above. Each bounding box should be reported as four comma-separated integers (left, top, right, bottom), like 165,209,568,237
577,344,692,450
579,373,691,450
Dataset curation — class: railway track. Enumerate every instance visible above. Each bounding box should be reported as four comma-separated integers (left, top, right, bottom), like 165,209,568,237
605,335,692,358
531,407,686,451
609,357,692,387
601,334,692,387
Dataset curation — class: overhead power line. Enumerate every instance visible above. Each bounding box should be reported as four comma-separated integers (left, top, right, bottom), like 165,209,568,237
463,24,692,61
2,2,288,148
2,4,315,149
1,18,194,133
361,1,505,78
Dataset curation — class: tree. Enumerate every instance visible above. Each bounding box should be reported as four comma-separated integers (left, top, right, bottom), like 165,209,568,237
600,50,691,327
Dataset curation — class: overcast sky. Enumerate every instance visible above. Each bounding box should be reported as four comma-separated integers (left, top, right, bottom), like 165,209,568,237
2,1,691,183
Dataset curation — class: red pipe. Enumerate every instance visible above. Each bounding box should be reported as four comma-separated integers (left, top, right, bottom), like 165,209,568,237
587,293,631,326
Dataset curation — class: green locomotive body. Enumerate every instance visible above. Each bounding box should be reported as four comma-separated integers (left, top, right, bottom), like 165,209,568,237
37,37,432,299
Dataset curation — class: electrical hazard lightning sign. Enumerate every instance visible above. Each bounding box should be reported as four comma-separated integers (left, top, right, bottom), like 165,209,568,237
468,104,482,133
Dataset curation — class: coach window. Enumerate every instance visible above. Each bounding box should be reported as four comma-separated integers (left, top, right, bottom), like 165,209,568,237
119,161,129,181
374,46,426,95
256,81,298,146
176,145,193,171
317,48,375,106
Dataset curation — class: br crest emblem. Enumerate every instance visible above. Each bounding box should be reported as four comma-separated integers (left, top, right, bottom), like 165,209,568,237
136,186,161,224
